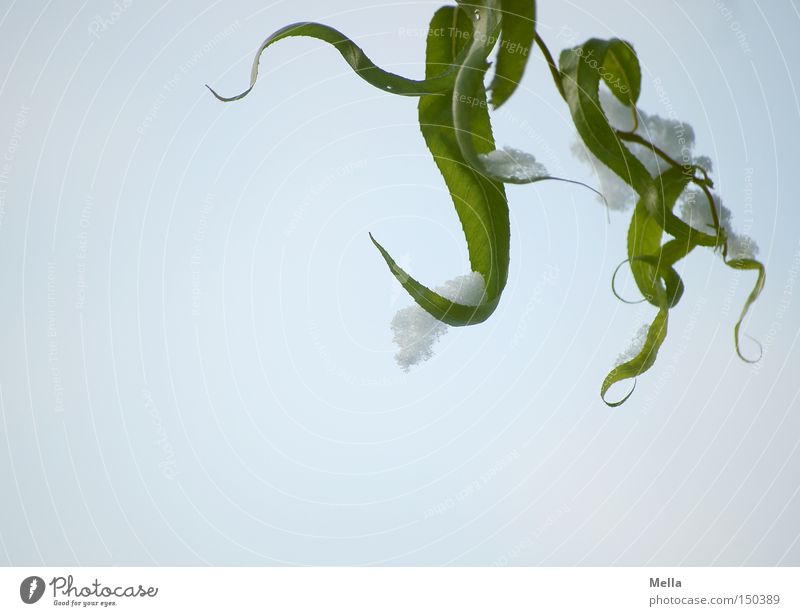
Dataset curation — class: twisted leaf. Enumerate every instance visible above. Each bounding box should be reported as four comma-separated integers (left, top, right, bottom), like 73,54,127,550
726,257,766,362
372,5,510,325
206,21,467,102
560,40,722,247
627,167,692,305
601,307,668,407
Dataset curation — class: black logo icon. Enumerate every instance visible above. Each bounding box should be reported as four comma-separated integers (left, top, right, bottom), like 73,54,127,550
20,576,45,604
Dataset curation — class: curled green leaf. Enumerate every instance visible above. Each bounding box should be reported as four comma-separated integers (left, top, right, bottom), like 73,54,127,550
725,257,766,362
601,307,669,407
369,233,497,326
559,38,653,196
371,5,510,325
560,41,723,247
628,254,685,308
601,39,641,106
206,21,468,102
627,167,694,306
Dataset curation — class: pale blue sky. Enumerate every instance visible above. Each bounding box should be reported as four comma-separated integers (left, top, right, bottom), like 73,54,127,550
0,0,798,565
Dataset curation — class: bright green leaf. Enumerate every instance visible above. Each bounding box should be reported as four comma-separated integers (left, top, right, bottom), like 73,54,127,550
601,39,641,106
490,0,536,109
601,307,669,407
206,21,467,102
726,257,766,362
371,6,510,325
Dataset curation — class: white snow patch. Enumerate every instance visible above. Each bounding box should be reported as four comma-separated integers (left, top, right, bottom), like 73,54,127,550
391,271,485,371
679,188,725,231
727,234,759,260
479,146,548,182
571,139,637,211
679,189,759,260
615,322,650,366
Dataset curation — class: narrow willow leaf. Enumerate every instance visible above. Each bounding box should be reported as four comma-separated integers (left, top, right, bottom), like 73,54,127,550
601,307,668,407
559,39,653,196
627,194,666,305
607,164,732,404
658,237,698,266
560,43,722,247
206,21,467,102
615,241,696,308
490,0,536,109
451,2,608,196
369,234,498,326
452,0,503,166
604,166,696,405
628,255,685,308
450,1,556,184
627,167,691,305
725,257,766,362
601,39,641,106
371,6,510,325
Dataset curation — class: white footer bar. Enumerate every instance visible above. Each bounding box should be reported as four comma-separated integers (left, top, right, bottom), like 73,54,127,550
1,567,797,615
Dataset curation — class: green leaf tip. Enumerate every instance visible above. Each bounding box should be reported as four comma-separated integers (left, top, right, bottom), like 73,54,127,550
369,232,497,327
726,257,766,363
601,307,668,407
601,39,641,106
